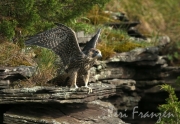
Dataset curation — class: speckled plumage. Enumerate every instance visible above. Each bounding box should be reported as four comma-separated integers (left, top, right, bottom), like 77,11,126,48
25,23,102,92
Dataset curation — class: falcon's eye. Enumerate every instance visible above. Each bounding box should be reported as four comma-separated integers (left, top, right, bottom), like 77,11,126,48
95,51,99,54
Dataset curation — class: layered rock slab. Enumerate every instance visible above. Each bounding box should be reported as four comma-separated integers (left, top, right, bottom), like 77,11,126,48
0,83,116,104
4,100,128,124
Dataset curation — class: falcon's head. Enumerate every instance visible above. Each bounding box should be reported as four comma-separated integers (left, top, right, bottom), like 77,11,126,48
87,48,102,59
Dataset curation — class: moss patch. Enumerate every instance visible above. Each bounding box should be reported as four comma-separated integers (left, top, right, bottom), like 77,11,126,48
113,41,142,52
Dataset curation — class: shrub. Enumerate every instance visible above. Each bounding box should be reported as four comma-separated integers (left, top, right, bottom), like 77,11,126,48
157,82,180,123
0,0,110,41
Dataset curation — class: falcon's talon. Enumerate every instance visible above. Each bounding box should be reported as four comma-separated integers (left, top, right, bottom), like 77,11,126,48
69,86,78,91
82,86,92,94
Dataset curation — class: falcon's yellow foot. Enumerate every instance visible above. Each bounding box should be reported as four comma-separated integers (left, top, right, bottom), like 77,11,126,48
70,85,78,91
82,85,92,94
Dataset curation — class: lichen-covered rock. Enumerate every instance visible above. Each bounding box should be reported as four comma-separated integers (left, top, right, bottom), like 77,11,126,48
133,56,167,66
109,47,159,62
105,22,140,30
0,80,10,89
157,35,171,47
0,65,37,80
90,67,135,81
102,79,135,91
0,83,116,104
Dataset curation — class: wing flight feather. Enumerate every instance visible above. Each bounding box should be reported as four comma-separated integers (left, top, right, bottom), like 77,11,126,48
25,23,83,66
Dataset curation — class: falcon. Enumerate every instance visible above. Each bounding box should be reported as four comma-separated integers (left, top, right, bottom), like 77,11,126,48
25,23,102,93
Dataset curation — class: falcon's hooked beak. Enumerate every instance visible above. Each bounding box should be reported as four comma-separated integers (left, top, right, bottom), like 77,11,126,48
97,52,102,58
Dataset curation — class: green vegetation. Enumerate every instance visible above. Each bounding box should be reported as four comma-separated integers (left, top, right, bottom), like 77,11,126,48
0,0,110,42
31,47,57,85
67,17,96,34
157,83,180,124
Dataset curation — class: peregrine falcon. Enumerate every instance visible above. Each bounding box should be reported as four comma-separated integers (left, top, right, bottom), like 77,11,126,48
25,23,102,93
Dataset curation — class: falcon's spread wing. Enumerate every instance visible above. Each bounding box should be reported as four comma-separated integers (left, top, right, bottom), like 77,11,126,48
25,23,83,66
82,29,101,55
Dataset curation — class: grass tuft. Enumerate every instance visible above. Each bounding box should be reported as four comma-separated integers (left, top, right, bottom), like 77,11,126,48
25,47,58,87
87,4,119,25
97,41,115,60
0,42,33,66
